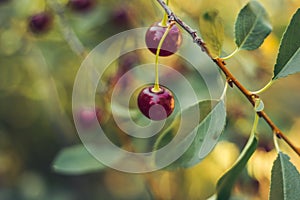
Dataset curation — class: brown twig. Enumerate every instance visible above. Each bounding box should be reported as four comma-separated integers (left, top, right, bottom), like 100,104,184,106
156,0,300,156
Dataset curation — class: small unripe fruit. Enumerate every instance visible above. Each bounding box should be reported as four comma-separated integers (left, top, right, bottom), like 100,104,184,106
29,12,52,34
145,22,182,57
68,0,95,12
137,85,175,121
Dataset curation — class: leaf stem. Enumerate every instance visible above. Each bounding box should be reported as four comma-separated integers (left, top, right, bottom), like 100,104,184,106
252,80,273,94
156,0,300,157
221,48,239,60
152,22,175,93
220,81,228,100
252,113,259,135
273,131,281,153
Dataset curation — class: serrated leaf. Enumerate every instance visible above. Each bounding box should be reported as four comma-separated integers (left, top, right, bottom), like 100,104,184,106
273,9,300,80
52,145,106,175
199,9,224,58
216,133,258,200
153,100,226,170
235,0,272,50
269,152,300,200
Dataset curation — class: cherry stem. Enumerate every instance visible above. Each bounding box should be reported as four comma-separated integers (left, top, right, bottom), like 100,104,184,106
156,0,300,157
153,22,175,93
161,0,169,26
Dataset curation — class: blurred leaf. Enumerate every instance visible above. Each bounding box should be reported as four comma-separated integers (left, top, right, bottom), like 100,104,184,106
111,103,139,118
235,0,272,50
273,9,300,80
154,100,226,170
216,133,258,200
199,9,224,58
52,144,106,175
269,152,300,200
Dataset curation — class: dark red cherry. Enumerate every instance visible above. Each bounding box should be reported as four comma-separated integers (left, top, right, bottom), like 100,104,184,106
0,0,10,4
145,22,182,57
137,85,175,121
68,0,95,12
29,12,52,34
111,6,131,28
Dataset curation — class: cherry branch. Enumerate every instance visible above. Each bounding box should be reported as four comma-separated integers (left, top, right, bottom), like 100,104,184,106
156,0,300,156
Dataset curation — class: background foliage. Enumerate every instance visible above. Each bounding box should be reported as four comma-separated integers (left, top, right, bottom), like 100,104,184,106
0,0,300,199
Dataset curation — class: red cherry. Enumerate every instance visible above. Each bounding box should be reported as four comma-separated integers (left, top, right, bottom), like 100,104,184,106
68,0,95,12
29,12,52,34
137,86,175,121
111,6,131,28
145,22,182,57
0,0,10,4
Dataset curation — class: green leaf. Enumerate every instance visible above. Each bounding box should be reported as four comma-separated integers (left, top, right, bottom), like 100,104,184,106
52,145,106,175
153,100,226,170
235,0,272,50
216,133,258,200
273,9,300,80
199,9,224,58
269,152,300,200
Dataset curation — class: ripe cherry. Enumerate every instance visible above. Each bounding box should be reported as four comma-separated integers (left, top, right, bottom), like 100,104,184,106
0,0,10,4
29,12,52,34
145,22,182,57
137,85,175,121
68,0,95,12
111,6,131,28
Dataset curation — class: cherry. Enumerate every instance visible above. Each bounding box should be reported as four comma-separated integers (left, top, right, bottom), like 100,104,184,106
145,22,182,57
68,0,95,12
111,7,129,26
29,12,52,34
137,85,175,121
0,0,10,4
110,6,131,28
